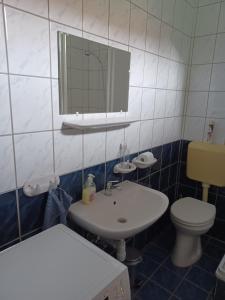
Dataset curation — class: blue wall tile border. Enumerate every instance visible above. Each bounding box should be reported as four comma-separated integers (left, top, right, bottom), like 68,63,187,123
0,140,193,251
0,191,19,248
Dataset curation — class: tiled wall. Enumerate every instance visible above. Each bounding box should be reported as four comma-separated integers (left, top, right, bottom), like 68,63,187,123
0,0,196,249
184,0,225,143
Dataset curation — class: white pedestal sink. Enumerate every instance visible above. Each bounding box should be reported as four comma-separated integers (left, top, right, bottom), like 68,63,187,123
69,181,169,261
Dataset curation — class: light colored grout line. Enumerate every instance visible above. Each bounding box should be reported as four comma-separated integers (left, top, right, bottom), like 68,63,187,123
104,0,111,188
47,0,56,176
153,1,165,189
3,0,193,44
0,114,189,137
182,2,199,142
130,0,194,38
1,3,22,241
198,0,225,8
202,1,222,143
0,139,180,196
134,1,149,165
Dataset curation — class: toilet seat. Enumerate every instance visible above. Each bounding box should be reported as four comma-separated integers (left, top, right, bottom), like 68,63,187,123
171,197,216,227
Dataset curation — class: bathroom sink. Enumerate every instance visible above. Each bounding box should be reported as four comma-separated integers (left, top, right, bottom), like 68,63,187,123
69,181,169,240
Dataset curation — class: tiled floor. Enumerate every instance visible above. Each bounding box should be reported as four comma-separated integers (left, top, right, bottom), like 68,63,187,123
131,228,225,300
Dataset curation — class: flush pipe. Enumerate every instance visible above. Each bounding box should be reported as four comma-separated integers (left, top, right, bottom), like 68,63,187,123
106,239,126,262
202,183,210,202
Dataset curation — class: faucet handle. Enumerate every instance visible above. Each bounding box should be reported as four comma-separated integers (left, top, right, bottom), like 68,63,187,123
106,180,119,189
105,180,119,196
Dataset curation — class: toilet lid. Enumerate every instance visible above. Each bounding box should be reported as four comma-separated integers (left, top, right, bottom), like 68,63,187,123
171,197,216,225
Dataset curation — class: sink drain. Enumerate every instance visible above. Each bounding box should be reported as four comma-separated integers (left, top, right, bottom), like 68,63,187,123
117,217,127,223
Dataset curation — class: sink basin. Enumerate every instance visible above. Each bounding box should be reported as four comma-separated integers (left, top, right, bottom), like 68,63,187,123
69,181,169,240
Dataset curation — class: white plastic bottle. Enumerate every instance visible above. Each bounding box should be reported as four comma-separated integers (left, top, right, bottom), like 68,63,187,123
82,174,96,205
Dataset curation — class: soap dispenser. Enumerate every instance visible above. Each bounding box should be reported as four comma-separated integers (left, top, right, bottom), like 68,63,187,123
82,174,96,205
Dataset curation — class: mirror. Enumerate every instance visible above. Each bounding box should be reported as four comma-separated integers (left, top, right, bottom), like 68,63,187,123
58,32,130,115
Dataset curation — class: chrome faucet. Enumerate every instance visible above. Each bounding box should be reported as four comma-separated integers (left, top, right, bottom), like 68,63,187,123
104,180,120,196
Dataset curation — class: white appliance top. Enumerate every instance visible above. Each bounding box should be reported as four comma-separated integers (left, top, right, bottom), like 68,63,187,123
0,225,127,300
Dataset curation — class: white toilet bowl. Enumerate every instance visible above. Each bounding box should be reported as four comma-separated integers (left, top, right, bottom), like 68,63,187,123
170,197,216,267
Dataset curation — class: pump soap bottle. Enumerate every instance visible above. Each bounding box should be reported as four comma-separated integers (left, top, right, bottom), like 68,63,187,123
82,174,96,205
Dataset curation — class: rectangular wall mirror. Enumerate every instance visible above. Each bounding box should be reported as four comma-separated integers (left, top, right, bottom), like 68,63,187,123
58,32,130,115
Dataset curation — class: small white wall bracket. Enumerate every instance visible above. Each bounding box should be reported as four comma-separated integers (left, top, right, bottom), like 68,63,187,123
23,175,60,197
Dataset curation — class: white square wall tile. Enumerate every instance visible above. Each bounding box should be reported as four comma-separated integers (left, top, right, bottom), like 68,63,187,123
106,128,125,161
198,0,219,6
154,89,166,119
163,118,174,144
196,3,220,36
14,132,54,187
207,92,225,118
83,0,109,38
181,36,191,64
148,0,162,18
145,15,161,55
83,131,106,168
170,30,182,62
183,1,194,36
214,33,225,63
132,0,147,11
186,92,208,117
192,35,216,64
177,63,187,91
159,23,172,59
128,87,142,119
162,0,175,26
49,0,82,29
167,61,178,90
50,22,82,78
189,64,211,91
125,122,140,154
141,88,155,120
109,0,130,45
184,116,205,141
175,91,185,116
5,7,50,77
129,5,147,50
210,63,225,91
0,74,12,135
129,47,145,86
143,52,158,88
52,79,82,130
164,117,181,144
218,2,225,33
54,129,83,175
0,135,16,193
0,5,7,72
4,0,48,17
165,90,176,117
157,57,169,89
10,76,52,133
140,120,153,151
174,0,185,32
152,118,164,147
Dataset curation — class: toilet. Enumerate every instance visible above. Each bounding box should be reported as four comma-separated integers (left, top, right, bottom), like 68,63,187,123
170,197,216,267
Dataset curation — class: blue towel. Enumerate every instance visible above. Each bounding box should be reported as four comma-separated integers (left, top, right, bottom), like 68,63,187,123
43,188,72,230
